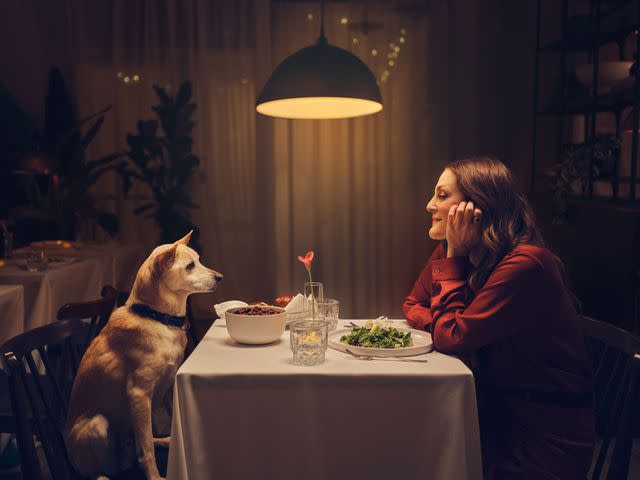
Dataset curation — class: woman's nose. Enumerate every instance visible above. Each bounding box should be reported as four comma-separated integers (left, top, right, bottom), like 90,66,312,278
426,199,436,213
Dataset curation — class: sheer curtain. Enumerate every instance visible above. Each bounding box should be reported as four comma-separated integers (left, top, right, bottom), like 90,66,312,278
269,2,433,317
64,0,440,318
69,0,272,312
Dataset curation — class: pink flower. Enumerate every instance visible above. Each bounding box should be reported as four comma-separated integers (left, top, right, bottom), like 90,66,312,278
297,250,317,319
297,251,314,271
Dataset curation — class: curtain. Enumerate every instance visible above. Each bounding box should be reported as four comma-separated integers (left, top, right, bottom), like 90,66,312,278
3,0,459,319
268,2,433,318
69,0,271,313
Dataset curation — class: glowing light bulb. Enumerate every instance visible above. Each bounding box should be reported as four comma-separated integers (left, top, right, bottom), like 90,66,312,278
352,37,359,44
394,46,400,52
388,60,395,67
124,76,130,83
400,28,407,35
307,13,313,20
371,49,378,56
399,37,405,44
133,75,140,81
340,17,348,25
117,71,123,79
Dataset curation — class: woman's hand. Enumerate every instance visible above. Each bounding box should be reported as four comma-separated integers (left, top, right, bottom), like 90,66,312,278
446,201,483,258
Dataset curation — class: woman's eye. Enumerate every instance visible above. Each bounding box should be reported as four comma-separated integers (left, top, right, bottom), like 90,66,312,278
438,193,447,199
186,262,195,270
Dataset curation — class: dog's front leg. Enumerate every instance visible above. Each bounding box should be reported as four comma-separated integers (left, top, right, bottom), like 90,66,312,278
128,385,163,480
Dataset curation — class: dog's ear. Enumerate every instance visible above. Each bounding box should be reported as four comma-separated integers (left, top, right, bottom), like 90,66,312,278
153,244,178,277
175,230,193,246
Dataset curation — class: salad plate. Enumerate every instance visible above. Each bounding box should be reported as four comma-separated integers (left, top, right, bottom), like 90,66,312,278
328,324,433,358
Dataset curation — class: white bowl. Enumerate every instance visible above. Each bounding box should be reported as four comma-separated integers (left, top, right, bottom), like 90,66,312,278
225,306,287,345
575,61,633,92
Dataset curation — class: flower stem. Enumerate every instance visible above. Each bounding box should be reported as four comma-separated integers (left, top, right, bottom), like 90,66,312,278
307,270,315,320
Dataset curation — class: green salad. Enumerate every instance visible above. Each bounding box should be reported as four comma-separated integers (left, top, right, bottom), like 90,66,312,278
340,321,413,349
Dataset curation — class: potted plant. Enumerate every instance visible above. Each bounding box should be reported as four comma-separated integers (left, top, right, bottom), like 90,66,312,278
545,134,621,222
124,82,201,248
8,67,127,240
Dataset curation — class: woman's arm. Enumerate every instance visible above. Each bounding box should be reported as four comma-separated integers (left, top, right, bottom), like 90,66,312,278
403,243,445,331
429,251,545,354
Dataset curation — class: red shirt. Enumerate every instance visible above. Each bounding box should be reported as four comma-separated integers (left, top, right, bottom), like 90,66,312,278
404,243,594,479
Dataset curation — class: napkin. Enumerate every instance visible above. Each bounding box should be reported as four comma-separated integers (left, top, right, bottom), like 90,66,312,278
284,293,305,315
214,300,248,320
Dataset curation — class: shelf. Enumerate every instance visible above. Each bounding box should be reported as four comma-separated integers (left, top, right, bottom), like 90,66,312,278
538,3,639,54
539,25,637,53
537,87,637,115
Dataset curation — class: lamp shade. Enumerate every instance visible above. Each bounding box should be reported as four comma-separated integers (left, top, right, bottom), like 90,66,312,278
256,40,382,119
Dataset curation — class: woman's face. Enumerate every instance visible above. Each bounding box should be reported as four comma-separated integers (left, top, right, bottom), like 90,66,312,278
425,168,466,240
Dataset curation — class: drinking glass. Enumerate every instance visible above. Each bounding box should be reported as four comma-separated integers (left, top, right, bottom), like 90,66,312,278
1,231,13,259
303,282,324,318
26,250,48,272
290,320,328,366
317,298,339,331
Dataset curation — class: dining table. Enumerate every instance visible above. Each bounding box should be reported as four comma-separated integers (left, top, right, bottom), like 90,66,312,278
0,257,104,333
0,285,25,347
167,319,482,480
14,242,145,292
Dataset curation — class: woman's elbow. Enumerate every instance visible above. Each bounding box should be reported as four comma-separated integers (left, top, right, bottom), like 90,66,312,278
432,326,472,355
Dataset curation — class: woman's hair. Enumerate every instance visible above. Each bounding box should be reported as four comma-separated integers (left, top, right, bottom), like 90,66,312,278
445,156,559,294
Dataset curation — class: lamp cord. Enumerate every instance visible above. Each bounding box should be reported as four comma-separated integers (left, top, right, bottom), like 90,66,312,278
318,0,327,44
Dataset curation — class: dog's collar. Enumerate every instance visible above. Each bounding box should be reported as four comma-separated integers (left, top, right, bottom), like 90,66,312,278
130,303,187,329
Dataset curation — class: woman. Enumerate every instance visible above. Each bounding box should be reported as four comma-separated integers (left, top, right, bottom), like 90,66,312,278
403,157,594,479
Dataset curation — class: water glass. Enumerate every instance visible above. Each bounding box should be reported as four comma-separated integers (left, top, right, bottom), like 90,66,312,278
303,282,324,317
290,320,328,366
26,250,48,272
1,231,12,259
317,298,339,331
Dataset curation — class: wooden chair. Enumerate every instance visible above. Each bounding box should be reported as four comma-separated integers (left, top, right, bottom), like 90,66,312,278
56,285,118,351
582,315,640,480
1,318,87,480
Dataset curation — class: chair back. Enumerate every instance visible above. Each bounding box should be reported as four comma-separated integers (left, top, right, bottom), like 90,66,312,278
581,315,640,480
57,285,117,349
1,318,87,480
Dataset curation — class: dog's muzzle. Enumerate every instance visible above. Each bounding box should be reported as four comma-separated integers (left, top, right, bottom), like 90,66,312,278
209,273,223,291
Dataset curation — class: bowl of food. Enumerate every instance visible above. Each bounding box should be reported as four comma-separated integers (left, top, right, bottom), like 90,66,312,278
225,305,287,345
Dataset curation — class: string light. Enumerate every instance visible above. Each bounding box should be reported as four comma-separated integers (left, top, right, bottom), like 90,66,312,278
371,49,378,56
123,76,131,83
340,17,348,25
133,74,140,81
307,13,313,21
399,36,405,44
117,72,123,79
400,28,406,35
352,37,359,45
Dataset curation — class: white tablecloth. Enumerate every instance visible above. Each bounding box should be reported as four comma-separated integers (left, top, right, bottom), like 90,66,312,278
0,259,103,332
167,320,482,480
15,243,145,291
0,285,25,347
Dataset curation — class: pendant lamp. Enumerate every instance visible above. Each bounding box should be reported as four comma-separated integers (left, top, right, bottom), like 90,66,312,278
256,0,382,120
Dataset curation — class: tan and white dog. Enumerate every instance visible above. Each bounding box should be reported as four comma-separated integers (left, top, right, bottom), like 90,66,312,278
64,232,222,480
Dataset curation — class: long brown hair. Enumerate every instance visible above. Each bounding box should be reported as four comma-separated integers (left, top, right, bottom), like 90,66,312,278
445,156,546,292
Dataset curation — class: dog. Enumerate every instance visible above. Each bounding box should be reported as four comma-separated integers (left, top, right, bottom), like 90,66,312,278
64,231,223,479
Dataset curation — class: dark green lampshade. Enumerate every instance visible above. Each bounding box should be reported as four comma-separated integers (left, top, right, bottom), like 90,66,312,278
256,39,383,119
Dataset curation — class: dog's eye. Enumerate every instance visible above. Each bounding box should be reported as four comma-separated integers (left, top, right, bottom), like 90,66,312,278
186,261,195,271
